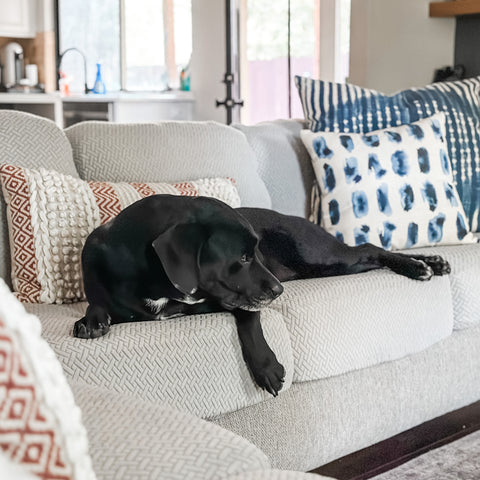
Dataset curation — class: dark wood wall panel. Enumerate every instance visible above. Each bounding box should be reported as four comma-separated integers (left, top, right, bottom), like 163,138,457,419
455,14,480,78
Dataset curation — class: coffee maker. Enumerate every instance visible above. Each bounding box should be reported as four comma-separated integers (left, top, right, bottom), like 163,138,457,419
0,42,24,88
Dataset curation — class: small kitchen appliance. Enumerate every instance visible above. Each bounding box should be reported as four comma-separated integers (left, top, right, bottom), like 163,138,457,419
1,42,24,88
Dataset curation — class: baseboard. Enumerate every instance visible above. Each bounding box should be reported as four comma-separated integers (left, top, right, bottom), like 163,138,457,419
310,400,480,480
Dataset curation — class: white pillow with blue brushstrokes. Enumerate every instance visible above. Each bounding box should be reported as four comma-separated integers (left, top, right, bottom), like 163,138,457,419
301,112,477,250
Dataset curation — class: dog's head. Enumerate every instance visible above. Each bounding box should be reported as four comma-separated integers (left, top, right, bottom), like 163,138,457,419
152,198,283,311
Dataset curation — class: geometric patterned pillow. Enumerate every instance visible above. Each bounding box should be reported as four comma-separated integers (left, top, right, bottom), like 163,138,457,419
0,278,96,480
301,113,477,250
0,163,241,304
295,75,480,232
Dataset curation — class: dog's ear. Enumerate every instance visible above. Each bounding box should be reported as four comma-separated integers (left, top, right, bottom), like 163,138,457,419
152,224,206,296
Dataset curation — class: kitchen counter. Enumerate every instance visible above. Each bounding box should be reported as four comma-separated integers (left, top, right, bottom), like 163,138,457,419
0,90,195,127
0,92,61,103
61,90,194,103
0,92,63,127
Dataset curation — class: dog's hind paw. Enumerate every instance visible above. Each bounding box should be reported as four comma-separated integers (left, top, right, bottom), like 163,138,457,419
423,255,451,276
73,306,111,339
414,260,435,281
392,257,434,281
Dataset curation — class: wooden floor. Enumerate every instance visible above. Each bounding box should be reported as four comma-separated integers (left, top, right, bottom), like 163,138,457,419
310,400,480,480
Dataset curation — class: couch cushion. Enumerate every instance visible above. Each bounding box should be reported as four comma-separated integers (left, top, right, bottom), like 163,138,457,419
0,111,77,288
268,269,453,383
213,324,480,471
301,113,476,250
0,279,95,480
65,121,271,208
0,162,240,304
27,303,294,418
70,381,270,480
229,471,330,480
295,75,480,232
403,242,480,331
234,119,314,219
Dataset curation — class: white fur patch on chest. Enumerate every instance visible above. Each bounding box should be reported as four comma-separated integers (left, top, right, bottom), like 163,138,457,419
144,297,168,314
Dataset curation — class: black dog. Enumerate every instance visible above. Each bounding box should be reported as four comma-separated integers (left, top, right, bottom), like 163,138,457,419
74,195,450,396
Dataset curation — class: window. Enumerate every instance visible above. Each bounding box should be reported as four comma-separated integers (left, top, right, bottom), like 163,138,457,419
57,0,192,93
239,0,351,125
123,0,192,91
57,0,121,92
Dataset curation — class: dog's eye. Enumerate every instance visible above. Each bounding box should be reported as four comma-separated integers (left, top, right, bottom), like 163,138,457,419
240,254,251,264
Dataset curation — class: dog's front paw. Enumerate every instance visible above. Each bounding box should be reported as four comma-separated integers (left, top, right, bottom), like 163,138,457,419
249,353,285,397
73,306,111,339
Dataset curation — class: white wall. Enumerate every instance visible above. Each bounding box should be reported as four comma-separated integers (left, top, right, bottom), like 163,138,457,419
349,0,456,93
190,0,227,122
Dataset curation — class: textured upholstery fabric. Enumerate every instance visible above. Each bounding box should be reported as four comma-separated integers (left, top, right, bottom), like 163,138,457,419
70,382,270,480
28,302,294,419
403,242,480,330
234,119,314,219
0,111,77,287
0,452,38,480
269,269,453,382
212,324,480,471
65,121,271,208
228,471,330,479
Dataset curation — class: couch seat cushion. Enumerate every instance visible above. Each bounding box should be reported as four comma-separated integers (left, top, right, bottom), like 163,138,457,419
229,471,331,480
268,269,453,383
70,381,270,480
27,303,293,418
402,242,480,330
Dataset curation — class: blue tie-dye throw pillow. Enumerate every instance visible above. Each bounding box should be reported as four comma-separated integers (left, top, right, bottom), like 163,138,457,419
295,75,480,232
301,113,477,250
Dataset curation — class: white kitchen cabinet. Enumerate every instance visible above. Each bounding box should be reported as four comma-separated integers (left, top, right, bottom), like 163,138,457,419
0,0,36,38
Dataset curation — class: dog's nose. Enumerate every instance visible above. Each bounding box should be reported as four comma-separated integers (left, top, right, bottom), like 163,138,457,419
268,282,284,299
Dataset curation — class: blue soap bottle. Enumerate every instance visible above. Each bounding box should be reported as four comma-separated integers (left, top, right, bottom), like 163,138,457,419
92,63,106,94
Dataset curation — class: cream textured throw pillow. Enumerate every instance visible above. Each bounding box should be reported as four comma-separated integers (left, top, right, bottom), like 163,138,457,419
0,278,96,480
0,164,240,304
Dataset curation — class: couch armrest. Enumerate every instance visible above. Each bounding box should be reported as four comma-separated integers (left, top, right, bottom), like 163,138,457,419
70,381,270,480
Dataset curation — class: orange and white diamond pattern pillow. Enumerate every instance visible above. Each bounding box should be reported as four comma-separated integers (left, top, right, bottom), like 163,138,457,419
0,163,240,304
0,278,96,480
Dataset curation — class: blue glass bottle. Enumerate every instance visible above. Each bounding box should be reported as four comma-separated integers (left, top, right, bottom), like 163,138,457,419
92,63,106,94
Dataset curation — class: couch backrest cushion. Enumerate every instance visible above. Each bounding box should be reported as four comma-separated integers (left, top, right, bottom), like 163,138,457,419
234,119,315,219
65,121,271,209
0,111,78,287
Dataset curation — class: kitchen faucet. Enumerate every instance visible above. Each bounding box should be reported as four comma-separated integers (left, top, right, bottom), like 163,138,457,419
57,47,90,94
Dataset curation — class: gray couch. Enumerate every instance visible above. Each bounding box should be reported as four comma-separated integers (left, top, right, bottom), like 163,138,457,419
1,110,479,477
